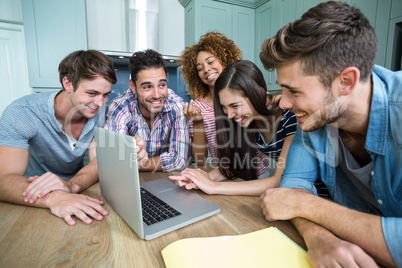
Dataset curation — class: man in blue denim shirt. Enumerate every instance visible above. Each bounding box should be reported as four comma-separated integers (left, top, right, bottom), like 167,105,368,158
259,1,401,267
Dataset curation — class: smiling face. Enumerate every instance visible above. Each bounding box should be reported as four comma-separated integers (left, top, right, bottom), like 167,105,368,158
218,87,259,128
66,76,112,119
196,51,224,90
277,60,347,132
130,67,168,120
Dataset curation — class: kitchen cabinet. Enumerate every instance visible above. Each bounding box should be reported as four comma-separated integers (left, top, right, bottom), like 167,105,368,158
386,15,402,70
255,0,278,91
232,5,255,61
255,0,302,91
0,0,23,23
0,22,31,116
347,0,391,67
385,0,402,70
181,0,255,62
0,1,31,116
183,0,232,46
21,0,87,92
390,0,402,19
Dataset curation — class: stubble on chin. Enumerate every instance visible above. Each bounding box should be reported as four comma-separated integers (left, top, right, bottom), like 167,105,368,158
300,99,346,132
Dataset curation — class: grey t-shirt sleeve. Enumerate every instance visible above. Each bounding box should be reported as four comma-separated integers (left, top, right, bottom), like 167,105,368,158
0,101,37,149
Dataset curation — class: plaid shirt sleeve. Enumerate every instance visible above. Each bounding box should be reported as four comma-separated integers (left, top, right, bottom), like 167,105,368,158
159,99,190,172
104,92,133,135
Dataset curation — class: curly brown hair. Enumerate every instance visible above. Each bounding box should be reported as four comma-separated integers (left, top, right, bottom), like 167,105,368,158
179,32,243,99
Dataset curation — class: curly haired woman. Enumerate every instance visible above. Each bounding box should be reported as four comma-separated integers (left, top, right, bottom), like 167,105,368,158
179,32,242,166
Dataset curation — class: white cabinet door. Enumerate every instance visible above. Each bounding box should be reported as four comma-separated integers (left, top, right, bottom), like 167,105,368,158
0,23,31,116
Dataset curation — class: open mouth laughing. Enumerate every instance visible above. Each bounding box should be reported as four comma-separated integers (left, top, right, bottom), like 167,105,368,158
87,105,98,112
294,112,307,119
148,98,164,107
207,73,218,81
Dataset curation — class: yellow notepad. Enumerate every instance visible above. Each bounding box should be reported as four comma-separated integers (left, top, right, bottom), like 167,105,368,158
161,227,312,268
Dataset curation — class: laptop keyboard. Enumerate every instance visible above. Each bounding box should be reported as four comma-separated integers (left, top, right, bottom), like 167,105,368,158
140,188,182,226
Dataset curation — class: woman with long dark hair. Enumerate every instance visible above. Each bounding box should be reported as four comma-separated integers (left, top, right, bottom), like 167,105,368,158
170,60,297,196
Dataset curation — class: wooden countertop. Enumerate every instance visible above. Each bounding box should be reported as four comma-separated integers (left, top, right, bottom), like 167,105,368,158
0,170,305,267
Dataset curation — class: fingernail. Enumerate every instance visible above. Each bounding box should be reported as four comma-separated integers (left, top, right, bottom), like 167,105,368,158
22,192,26,196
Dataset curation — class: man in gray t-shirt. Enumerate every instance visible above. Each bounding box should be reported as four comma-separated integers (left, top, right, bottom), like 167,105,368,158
0,50,119,226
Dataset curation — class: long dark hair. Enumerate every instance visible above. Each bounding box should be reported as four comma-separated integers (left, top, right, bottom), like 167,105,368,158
213,60,278,181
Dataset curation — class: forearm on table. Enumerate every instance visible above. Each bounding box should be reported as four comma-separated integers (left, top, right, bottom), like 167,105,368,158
0,174,49,208
160,135,190,172
139,156,163,172
165,118,190,171
292,217,334,248
213,175,281,196
68,159,99,193
294,192,394,266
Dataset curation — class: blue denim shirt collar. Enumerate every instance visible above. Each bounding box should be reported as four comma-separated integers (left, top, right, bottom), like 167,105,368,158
365,71,388,155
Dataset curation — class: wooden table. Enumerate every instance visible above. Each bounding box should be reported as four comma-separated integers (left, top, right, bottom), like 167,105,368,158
0,170,306,267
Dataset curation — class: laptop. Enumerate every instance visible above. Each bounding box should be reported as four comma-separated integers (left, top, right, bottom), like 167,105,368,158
94,127,221,240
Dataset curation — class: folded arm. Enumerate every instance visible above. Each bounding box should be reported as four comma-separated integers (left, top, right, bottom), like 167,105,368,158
0,145,107,225
260,188,396,267
23,138,100,202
